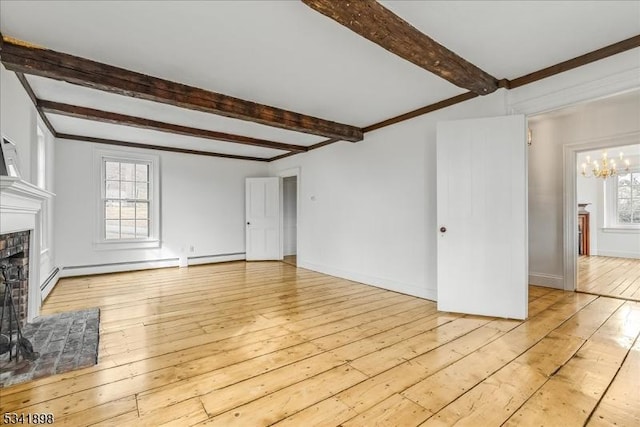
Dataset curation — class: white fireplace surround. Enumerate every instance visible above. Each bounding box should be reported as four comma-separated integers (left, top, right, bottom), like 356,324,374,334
0,176,54,322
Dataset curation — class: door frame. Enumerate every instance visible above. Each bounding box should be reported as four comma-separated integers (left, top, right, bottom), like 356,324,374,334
508,68,639,291
276,167,301,261
563,131,640,291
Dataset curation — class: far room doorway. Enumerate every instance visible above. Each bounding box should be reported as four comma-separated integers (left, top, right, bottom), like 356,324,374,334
575,142,640,301
528,90,640,300
282,175,297,266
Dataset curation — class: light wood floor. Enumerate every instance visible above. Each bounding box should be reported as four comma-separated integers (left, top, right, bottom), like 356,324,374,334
1,261,638,426
578,255,640,301
282,255,297,267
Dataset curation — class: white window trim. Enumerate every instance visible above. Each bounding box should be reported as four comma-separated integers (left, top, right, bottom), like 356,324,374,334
604,167,640,231
93,149,161,250
36,125,46,190
36,123,50,253
40,199,49,254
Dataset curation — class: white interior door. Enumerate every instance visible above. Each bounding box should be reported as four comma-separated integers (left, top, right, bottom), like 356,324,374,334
246,177,281,261
437,115,528,319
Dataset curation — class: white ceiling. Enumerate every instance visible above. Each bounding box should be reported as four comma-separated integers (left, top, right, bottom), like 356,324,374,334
381,1,640,79
1,1,639,160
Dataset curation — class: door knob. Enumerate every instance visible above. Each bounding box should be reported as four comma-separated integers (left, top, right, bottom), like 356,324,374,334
246,222,251,225
440,226,447,233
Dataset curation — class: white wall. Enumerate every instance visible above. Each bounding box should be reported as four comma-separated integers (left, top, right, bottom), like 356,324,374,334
270,49,640,299
1,67,35,181
270,93,508,300
597,229,640,259
283,176,297,256
54,139,268,274
0,66,58,292
7,47,636,299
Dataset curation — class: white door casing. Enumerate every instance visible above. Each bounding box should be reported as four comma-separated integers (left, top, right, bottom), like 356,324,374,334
246,177,282,261
437,115,528,319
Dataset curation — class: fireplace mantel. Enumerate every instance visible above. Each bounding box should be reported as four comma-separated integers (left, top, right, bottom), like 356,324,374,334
1,176,55,321
1,176,54,210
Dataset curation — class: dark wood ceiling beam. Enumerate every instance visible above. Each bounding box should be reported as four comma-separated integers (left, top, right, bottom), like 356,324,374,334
38,100,307,153
507,34,640,89
269,152,296,162
270,34,640,161
363,92,478,133
301,0,498,95
0,37,363,142
56,133,269,162
13,72,57,135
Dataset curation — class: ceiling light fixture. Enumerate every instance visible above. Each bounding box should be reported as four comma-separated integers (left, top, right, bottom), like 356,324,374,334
581,151,630,179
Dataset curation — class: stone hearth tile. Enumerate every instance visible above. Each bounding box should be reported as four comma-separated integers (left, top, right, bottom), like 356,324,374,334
0,308,100,388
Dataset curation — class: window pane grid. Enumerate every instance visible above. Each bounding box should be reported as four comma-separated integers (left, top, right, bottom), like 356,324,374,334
104,160,150,240
617,171,640,225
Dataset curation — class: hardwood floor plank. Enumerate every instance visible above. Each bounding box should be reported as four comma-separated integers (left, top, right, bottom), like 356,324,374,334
1,327,305,413
198,351,346,418
503,301,640,426
342,393,432,426
1,291,423,411
345,316,492,376
90,411,140,426
334,322,518,419
199,365,368,426
1,261,635,426
135,397,209,426
55,395,137,426
420,296,624,426
400,293,597,414
271,397,357,427
579,256,640,301
588,332,640,426
136,341,322,415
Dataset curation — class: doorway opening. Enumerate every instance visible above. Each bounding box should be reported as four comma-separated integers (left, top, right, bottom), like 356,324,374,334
575,143,640,301
282,175,297,267
527,90,640,300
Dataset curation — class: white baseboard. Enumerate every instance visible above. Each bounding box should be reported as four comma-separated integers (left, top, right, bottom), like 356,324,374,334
40,267,60,301
188,252,245,265
595,250,640,259
529,272,564,289
59,253,248,277
60,258,179,277
298,260,436,301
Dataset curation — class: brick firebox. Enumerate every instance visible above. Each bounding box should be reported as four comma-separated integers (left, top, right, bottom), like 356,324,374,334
0,231,30,329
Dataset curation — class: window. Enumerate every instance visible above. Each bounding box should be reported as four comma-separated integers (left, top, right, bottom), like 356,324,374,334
104,160,150,239
605,169,640,229
95,150,160,249
615,171,640,224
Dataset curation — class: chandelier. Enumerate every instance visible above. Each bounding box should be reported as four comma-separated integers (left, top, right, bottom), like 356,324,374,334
581,151,630,179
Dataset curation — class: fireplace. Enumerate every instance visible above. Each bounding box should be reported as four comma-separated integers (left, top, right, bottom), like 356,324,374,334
0,176,54,324
0,231,31,329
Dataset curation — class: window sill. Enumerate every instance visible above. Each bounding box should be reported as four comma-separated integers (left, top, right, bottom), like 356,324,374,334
93,239,161,251
601,227,640,234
